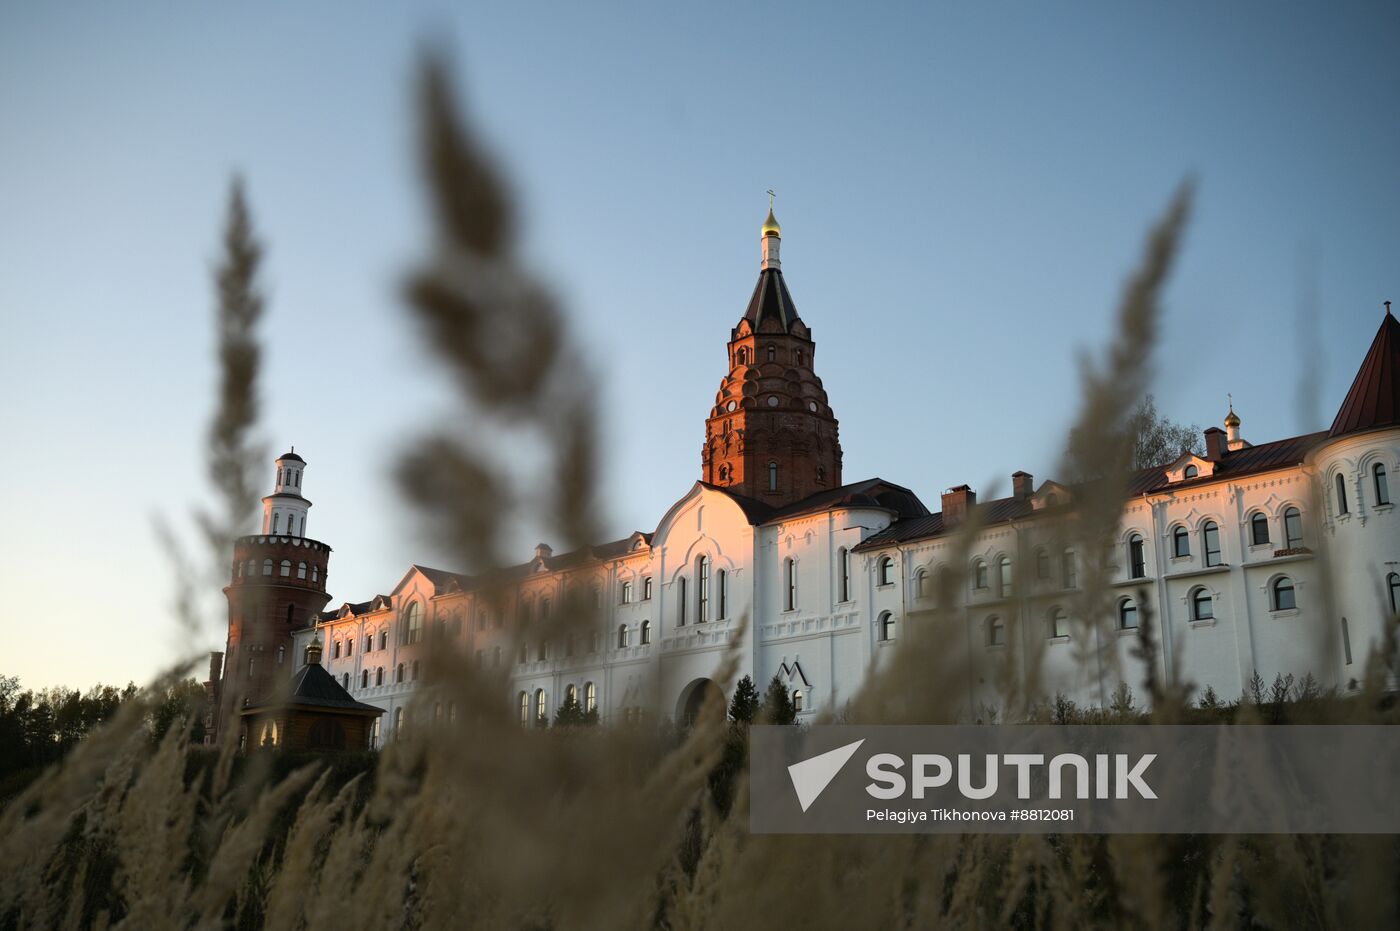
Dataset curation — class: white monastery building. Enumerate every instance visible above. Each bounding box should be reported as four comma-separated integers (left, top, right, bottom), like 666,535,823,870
210,209,1400,746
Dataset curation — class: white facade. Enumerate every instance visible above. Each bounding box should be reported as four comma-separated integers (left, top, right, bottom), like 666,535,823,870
280,222,1400,741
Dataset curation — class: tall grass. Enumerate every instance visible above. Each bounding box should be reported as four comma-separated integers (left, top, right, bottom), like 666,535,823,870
1,53,1395,931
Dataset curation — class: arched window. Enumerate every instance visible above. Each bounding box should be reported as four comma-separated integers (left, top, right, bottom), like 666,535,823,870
518,692,530,726
297,516,305,536
617,624,630,648
375,667,383,686
1183,465,1198,479
838,547,851,602
793,690,805,713
877,611,896,642
535,688,547,724
1388,573,1400,615
246,559,256,577
677,576,688,625
584,681,597,712
404,602,423,644
768,461,778,491
640,619,652,645
1335,473,1349,515
540,598,552,621
285,604,295,625
361,670,369,689
276,645,285,665
1061,550,1077,588
621,580,633,604
643,576,653,600
1049,608,1069,639
262,558,273,576
736,347,748,366
1202,521,1222,567
333,640,342,659
915,568,928,600
311,564,319,583
698,555,711,621
1284,507,1303,549
272,512,281,534
1118,598,1138,630
1272,576,1296,611
279,559,291,577
566,683,578,706
766,345,776,362
297,561,307,580
1190,587,1214,621
378,629,388,650
1172,526,1190,558
346,636,353,656
716,569,728,619
878,556,894,587
972,559,989,590
987,616,1006,646
997,556,1013,597
1375,463,1391,506
1036,548,1050,580
342,672,350,689
393,708,403,735
784,558,797,611
1128,534,1146,578
1250,513,1270,546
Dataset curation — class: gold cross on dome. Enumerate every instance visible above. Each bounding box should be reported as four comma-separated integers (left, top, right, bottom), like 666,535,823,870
767,189,775,209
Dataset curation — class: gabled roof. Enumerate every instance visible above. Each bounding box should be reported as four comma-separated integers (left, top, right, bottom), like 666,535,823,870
412,564,475,593
242,661,383,717
1126,431,1329,496
743,268,801,332
1330,311,1400,438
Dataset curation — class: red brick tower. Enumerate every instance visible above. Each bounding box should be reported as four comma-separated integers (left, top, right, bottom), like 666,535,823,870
702,203,842,506
209,449,332,744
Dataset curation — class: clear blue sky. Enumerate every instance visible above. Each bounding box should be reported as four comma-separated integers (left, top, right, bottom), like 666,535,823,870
2,3,1397,690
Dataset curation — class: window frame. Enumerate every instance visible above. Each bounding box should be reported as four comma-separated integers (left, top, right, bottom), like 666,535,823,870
1172,526,1190,559
1250,513,1270,547
1202,521,1222,567
1375,463,1391,506
1272,576,1297,612
1118,598,1139,630
1190,586,1214,621
1283,507,1304,549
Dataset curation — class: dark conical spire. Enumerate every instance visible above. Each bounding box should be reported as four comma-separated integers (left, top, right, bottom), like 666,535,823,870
1330,307,1400,438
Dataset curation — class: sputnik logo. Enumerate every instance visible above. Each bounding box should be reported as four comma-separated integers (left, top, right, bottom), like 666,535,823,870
787,739,865,812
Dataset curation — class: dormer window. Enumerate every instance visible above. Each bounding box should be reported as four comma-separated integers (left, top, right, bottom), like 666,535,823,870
1183,465,1198,479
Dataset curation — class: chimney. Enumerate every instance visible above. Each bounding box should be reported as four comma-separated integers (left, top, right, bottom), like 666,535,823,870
207,651,224,685
534,542,553,562
1012,471,1034,499
942,485,976,528
1204,427,1225,461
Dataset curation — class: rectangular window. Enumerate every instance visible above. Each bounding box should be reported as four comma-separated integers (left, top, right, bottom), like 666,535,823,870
785,559,797,611
717,569,728,619
677,577,687,626
839,548,851,602
1204,524,1222,567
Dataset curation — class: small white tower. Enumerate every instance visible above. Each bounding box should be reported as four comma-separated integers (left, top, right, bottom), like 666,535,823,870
761,190,782,271
1224,397,1248,451
262,448,312,537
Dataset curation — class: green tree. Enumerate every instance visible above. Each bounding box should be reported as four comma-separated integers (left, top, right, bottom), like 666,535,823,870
148,678,209,745
761,674,796,725
727,674,760,724
553,692,598,727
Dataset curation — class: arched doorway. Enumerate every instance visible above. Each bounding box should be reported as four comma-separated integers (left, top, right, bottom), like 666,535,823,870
676,677,724,727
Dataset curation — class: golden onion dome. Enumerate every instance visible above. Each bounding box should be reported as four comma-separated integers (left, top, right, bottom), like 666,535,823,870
1224,406,1240,428
761,207,781,237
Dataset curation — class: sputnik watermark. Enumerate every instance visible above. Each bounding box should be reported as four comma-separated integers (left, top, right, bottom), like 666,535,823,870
752,725,1400,834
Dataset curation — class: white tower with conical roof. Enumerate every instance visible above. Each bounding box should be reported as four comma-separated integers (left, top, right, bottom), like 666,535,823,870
262,448,312,537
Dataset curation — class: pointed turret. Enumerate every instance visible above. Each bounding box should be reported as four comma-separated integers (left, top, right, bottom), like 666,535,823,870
1330,304,1400,438
702,201,843,504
